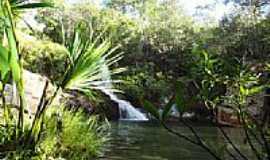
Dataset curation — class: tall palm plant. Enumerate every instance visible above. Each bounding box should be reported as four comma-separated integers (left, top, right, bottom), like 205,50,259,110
1,0,123,151
0,0,52,136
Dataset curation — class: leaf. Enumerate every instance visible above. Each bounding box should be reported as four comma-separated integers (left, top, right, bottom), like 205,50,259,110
240,85,246,95
12,2,53,10
143,100,160,120
175,94,185,113
0,44,10,79
202,51,209,61
161,97,174,121
175,81,185,113
247,86,264,95
62,27,123,98
6,27,21,82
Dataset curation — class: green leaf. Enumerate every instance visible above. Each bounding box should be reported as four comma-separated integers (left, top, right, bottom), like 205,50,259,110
202,51,209,61
143,100,160,120
175,94,185,113
240,86,246,95
62,27,123,97
0,44,10,79
175,81,185,113
161,97,174,121
247,86,264,95
12,2,53,10
6,27,20,82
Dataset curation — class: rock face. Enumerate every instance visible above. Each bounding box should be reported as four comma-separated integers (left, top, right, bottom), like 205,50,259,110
3,70,121,120
4,70,54,115
96,95,120,120
23,70,53,114
64,92,95,113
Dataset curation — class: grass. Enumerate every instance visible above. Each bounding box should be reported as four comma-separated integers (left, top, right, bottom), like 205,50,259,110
39,106,110,160
0,106,110,160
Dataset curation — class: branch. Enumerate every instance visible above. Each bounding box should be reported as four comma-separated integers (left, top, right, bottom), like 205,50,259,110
161,122,223,160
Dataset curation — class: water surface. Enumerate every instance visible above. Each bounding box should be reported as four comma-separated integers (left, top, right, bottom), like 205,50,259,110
100,121,248,160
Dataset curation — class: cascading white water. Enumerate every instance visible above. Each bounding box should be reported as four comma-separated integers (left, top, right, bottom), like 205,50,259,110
101,89,148,121
100,63,148,121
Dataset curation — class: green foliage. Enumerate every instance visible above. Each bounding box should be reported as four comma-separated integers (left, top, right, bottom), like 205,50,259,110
143,100,160,120
161,97,174,121
120,69,169,105
36,1,196,105
175,81,186,113
20,35,68,82
39,107,110,159
0,1,118,159
61,25,124,97
0,44,10,79
0,106,109,160
0,0,53,137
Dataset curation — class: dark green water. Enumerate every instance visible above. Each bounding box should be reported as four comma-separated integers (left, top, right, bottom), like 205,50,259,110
100,121,249,160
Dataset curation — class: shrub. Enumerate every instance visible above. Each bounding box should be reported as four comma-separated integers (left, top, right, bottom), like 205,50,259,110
39,107,110,160
19,34,68,82
0,106,110,160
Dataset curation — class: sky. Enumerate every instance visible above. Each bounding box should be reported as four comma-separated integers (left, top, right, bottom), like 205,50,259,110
64,0,233,24
24,0,234,30
181,0,233,20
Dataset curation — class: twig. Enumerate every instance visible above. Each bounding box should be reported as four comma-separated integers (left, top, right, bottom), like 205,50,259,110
226,148,239,160
239,110,263,160
218,125,249,160
161,122,223,160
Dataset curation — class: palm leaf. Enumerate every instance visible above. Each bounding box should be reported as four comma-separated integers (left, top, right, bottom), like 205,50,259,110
11,2,53,10
62,28,123,97
2,1,53,20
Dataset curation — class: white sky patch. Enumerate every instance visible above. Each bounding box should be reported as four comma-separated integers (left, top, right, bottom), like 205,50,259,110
23,0,234,29
182,0,216,13
180,0,234,25
65,0,103,6
66,0,231,21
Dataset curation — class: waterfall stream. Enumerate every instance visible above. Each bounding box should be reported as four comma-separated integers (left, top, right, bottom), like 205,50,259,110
101,89,148,121
100,63,148,121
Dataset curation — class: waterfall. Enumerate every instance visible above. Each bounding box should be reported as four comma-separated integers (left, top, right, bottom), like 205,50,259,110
100,63,148,121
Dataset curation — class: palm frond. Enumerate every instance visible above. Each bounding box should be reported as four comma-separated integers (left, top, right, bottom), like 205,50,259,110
62,27,124,97
7,0,53,19
12,2,53,10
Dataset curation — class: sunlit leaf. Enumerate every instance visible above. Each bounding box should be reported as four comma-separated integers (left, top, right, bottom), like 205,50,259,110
247,86,264,95
0,44,10,79
6,27,21,82
240,86,246,95
62,27,123,97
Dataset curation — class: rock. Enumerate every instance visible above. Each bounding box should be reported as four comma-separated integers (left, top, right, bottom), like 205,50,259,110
3,70,55,115
63,92,94,114
97,95,120,120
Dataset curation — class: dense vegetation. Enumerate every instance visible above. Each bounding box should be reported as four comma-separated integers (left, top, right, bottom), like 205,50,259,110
31,0,270,107
1,0,270,159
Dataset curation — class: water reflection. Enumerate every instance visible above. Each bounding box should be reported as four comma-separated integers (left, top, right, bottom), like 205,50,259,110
100,122,249,160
